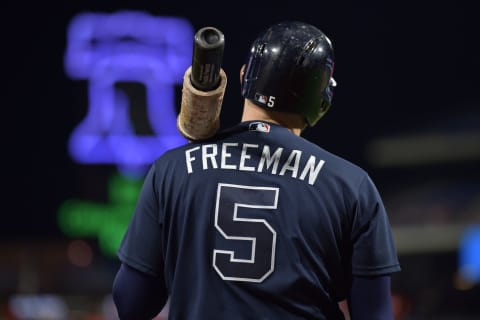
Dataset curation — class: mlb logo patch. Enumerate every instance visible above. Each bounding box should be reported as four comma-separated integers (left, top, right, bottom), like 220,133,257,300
254,93,268,105
249,122,271,133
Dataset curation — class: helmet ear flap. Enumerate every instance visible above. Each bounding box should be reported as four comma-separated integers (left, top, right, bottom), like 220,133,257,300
329,77,337,88
320,100,330,114
312,77,336,125
312,98,330,125
325,77,336,104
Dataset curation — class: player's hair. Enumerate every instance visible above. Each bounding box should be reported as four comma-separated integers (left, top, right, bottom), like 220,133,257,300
241,21,336,126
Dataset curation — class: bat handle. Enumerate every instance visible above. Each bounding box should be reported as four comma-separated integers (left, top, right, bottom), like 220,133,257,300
190,26,225,91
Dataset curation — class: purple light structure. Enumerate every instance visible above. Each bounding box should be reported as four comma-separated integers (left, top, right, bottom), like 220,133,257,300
64,11,192,173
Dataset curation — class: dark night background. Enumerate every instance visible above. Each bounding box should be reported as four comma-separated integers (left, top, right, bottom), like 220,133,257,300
2,0,479,318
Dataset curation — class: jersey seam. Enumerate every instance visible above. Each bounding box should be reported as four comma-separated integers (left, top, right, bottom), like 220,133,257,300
117,249,159,277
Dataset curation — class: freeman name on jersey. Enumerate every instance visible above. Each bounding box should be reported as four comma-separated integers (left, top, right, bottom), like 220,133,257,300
185,143,326,185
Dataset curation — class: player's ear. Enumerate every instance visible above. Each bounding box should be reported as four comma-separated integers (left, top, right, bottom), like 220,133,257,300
240,64,246,85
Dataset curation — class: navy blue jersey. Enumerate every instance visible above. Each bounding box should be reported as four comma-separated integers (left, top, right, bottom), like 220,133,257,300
118,121,400,320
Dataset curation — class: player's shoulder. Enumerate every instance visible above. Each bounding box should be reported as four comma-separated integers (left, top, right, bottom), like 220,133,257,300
303,138,369,185
149,142,192,170
299,136,360,168
160,142,193,157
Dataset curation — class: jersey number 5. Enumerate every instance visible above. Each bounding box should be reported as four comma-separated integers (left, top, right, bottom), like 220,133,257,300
213,183,279,283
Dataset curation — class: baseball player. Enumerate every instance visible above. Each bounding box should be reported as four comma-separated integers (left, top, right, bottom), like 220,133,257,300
112,21,401,319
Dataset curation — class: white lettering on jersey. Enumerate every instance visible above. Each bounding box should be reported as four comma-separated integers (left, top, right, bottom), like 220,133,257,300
202,144,218,170
258,146,283,174
239,144,258,171
184,143,325,185
279,150,301,178
300,156,325,185
185,146,200,173
221,143,238,170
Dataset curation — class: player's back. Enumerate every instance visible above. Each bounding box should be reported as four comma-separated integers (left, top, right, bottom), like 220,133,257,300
155,121,367,320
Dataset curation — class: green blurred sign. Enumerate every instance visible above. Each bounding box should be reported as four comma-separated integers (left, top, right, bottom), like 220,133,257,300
58,173,143,257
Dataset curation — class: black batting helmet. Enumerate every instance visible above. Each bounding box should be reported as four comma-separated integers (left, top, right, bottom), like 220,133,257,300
241,21,336,126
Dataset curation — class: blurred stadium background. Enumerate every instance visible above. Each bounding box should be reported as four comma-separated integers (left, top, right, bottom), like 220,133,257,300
2,0,479,319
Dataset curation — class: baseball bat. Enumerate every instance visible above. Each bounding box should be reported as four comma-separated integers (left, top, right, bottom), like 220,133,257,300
191,26,225,91
177,26,227,141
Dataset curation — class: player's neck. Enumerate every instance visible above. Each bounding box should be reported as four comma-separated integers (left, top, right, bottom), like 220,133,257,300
241,100,305,136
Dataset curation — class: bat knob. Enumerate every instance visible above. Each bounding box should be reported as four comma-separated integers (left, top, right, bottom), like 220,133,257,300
191,27,225,91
